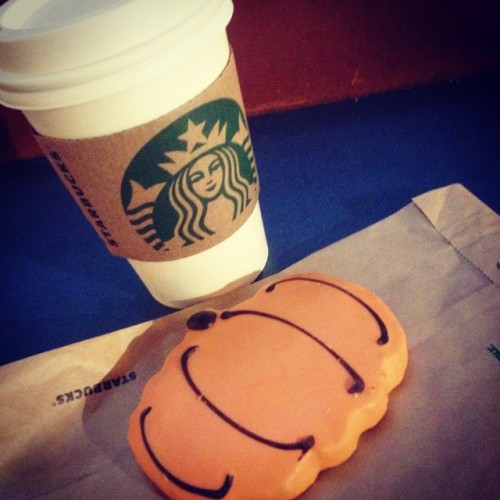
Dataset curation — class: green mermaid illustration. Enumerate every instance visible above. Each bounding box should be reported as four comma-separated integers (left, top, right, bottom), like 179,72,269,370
122,99,258,255
167,142,252,246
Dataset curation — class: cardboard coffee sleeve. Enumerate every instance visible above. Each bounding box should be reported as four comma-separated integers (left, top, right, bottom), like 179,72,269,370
35,52,259,262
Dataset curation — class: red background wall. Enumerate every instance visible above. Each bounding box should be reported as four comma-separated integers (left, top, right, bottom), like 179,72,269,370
1,0,500,163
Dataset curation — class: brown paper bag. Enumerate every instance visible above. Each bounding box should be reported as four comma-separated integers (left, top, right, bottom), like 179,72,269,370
1,184,498,499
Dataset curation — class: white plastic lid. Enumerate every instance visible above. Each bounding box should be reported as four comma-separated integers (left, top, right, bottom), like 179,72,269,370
0,0,233,109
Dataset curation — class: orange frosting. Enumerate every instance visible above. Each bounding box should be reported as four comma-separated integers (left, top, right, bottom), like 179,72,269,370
128,273,408,499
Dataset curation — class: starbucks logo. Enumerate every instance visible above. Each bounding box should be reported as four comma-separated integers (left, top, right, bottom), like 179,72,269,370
121,99,258,254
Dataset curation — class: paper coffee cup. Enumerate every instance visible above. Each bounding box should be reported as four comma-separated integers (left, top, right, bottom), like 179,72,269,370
0,0,268,308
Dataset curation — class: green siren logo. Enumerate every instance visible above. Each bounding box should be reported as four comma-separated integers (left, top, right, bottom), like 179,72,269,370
121,99,258,255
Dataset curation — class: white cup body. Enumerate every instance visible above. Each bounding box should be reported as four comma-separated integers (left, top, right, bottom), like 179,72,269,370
0,0,268,307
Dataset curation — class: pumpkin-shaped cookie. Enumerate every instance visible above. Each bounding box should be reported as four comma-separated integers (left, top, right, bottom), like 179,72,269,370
128,273,408,499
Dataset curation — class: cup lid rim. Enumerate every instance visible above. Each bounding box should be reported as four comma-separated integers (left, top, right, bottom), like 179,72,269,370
0,0,233,109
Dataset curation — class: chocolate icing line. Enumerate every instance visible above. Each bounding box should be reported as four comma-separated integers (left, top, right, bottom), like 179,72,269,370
187,310,218,330
266,276,389,345
140,406,233,498
221,310,365,394
182,345,315,457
